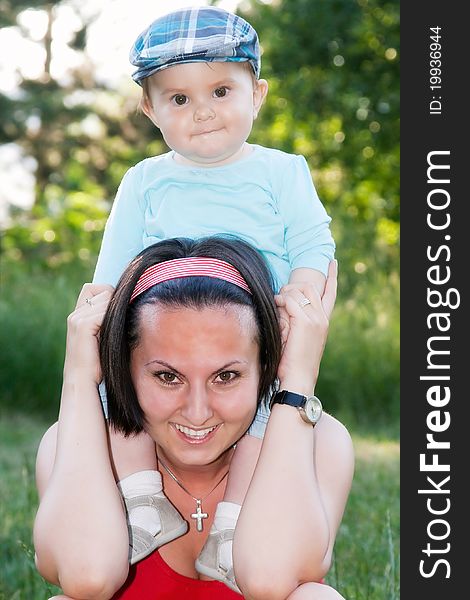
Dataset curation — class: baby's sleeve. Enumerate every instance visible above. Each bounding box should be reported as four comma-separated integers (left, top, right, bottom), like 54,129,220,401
277,155,335,277
92,165,146,286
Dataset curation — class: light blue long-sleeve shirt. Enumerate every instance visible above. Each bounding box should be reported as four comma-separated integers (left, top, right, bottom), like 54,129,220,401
93,144,335,291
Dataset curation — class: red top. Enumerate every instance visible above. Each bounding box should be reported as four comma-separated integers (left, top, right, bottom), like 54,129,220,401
113,551,243,599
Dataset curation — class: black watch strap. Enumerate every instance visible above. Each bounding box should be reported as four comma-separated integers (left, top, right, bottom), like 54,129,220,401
270,390,306,410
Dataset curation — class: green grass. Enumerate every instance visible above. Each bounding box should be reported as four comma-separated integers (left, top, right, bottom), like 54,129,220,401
0,264,91,420
329,435,400,598
0,411,399,600
0,413,61,599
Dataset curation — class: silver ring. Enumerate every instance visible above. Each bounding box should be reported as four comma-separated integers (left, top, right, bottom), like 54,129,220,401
299,297,311,308
85,297,93,307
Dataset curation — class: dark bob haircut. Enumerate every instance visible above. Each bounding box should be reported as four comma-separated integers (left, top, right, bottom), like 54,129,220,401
99,236,282,435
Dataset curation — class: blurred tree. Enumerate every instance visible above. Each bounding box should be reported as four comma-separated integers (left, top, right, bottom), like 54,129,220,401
1,0,399,282
0,0,49,27
240,0,399,293
0,0,162,270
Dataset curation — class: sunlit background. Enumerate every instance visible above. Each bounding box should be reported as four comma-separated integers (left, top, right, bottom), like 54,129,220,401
0,0,242,220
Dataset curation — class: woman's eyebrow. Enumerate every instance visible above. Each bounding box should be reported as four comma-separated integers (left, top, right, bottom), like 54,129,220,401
144,359,248,375
144,359,182,375
210,361,249,376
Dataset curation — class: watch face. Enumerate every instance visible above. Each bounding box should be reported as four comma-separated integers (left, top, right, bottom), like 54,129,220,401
304,396,323,423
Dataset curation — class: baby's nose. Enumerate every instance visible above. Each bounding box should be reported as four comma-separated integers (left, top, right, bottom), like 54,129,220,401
194,103,216,122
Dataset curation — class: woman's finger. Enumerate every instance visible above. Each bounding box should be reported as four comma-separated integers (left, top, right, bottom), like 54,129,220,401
75,283,114,310
74,290,113,323
281,285,323,316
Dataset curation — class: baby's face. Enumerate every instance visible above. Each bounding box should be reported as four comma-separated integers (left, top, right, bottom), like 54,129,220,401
142,62,267,167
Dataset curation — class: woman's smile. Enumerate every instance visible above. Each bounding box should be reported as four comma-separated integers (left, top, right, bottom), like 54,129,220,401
172,422,221,444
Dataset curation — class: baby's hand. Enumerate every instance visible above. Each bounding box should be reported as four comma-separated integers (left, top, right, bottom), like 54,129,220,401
288,267,327,297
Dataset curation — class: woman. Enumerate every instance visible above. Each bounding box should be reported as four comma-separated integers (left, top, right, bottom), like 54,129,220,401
34,236,354,600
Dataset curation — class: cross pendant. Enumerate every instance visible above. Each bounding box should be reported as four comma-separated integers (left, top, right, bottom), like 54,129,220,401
191,499,208,532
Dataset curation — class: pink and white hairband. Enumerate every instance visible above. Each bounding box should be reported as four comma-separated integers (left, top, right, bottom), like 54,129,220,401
130,257,252,303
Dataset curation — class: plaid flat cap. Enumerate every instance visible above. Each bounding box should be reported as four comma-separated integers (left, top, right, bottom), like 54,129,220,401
129,6,260,85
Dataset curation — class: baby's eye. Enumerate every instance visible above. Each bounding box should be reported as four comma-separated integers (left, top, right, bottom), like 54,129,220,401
215,371,238,384
214,87,228,98
172,94,188,106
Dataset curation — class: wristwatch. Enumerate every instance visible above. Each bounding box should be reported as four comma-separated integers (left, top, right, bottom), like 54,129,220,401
270,390,323,426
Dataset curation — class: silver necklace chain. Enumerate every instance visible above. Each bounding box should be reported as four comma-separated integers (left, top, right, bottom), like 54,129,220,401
157,455,229,532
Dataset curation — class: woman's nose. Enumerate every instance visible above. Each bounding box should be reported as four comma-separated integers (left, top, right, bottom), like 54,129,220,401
180,386,214,426
193,103,215,122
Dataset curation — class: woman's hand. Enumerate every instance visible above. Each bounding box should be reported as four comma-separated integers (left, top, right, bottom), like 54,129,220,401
63,283,114,385
275,260,337,395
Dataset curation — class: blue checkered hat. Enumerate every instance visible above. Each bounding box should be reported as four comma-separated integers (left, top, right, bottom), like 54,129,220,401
129,6,260,85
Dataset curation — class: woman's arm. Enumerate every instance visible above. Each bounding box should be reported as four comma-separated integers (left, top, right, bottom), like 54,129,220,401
33,284,129,600
234,262,354,600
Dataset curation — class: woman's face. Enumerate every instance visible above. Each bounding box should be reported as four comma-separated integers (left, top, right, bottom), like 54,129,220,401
130,303,260,469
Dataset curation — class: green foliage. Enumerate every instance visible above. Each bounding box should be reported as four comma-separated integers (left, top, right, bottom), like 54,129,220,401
3,193,106,272
243,0,400,294
0,0,56,27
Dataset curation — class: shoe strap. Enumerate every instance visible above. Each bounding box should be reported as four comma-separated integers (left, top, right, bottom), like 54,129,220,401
216,528,235,544
124,493,163,510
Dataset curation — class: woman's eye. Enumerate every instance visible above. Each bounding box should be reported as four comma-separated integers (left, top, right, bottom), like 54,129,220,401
172,94,188,106
156,372,179,385
216,371,237,384
214,87,228,98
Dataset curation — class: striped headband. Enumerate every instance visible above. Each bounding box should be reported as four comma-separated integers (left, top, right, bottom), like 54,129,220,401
130,257,252,303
